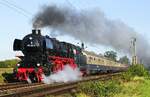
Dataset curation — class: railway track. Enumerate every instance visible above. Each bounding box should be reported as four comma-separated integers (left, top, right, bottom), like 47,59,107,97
0,73,121,97
0,82,25,88
0,82,42,91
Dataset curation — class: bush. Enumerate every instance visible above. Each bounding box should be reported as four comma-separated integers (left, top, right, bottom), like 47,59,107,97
122,64,149,81
2,72,16,82
78,80,122,97
0,59,19,68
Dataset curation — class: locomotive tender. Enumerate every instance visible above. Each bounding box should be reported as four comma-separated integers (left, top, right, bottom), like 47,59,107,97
13,29,127,82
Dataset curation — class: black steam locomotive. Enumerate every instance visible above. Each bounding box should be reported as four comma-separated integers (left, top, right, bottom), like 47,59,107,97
13,29,85,82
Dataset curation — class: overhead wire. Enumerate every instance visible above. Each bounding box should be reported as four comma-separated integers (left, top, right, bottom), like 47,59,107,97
0,0,32,19
2,0,32,15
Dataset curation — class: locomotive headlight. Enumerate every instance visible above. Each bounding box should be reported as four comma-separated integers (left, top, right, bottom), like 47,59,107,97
17,64,20,67
37,63,40,67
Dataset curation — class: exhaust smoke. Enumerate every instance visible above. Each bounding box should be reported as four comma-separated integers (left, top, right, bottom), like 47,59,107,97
42,65,81,84
33,5,150,67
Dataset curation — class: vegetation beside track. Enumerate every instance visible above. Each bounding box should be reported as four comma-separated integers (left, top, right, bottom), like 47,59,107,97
0,59,19,83
47,64,150,97
76,64,150,97
0,59,19,68
0,68,13,83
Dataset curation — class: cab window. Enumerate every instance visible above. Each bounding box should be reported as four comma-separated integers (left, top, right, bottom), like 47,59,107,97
46,38,53,49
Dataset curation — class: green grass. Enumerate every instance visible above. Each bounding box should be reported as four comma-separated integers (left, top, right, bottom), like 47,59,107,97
78,79,122,97
113,76,150,97
76,93,90,97
76,64,150,97
138,79,150,97
76,76,150,97
46,78,150,97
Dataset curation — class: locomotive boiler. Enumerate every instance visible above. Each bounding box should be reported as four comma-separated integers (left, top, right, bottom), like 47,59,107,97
13,29,127,82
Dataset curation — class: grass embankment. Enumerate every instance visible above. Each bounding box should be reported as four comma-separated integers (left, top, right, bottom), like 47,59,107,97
77,64,150,97
113,76,150,97
0,59,18,83
77,77,150,97
0,68,13,83
48,64,150,97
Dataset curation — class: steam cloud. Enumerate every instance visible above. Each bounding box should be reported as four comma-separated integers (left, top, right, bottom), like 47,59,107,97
27,77,32,84
33,5,150,67
42,65,81,84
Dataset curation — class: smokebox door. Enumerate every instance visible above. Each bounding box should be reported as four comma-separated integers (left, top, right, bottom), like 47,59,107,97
13,39,22,51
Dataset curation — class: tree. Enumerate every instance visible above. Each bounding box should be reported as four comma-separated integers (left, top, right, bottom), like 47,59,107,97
0,59,19,68
104,51,117,61
119,56,130,65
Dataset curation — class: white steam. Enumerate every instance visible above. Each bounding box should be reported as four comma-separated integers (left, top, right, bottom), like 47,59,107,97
27,77,32,84
42,65,81,84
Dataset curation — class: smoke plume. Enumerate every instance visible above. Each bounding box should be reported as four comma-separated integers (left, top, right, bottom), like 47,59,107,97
33,5,150,67
42,65,81,84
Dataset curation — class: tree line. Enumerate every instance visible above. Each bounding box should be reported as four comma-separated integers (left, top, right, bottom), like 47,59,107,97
0,59,19,68
104,51,130,65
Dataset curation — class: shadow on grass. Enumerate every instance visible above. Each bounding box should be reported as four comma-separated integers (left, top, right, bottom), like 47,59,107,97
2,72,18,83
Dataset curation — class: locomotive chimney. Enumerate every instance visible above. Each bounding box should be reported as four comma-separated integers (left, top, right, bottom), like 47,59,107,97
32,29,41,35
81,42,84,50
32,29,36,34
37,29,41,35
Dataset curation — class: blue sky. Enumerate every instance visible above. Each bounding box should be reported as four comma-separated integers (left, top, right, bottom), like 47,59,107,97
0,0,150,60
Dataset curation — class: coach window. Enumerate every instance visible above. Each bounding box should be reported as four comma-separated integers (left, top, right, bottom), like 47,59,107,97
46,39,53,49
102,60,104,63
98,59,100,62
90,57,93,60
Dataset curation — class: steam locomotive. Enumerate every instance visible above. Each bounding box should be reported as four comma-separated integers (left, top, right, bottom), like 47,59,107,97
13,29,127,82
